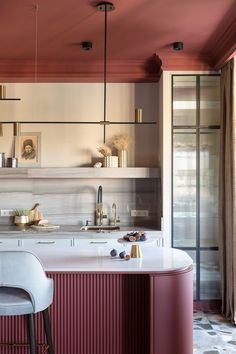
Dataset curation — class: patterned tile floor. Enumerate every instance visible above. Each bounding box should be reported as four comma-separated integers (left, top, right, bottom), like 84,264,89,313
194,311,236,353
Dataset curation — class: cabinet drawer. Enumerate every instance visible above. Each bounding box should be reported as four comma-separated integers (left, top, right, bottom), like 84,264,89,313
20,238,73,247
0,238,19,247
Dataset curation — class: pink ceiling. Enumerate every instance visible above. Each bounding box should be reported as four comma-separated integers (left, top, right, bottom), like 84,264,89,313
0,0,235,82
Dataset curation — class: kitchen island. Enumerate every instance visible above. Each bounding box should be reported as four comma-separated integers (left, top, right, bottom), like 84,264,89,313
0,231,193,354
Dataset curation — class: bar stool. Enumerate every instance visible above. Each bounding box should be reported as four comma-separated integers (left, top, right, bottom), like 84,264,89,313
0,250,54,354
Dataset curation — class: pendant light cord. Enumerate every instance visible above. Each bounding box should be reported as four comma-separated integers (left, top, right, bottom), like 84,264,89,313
34,4,39,83
103,5,108,142
103,5,107,122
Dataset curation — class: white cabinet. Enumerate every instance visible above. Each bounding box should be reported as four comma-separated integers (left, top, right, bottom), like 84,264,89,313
0,238,19,247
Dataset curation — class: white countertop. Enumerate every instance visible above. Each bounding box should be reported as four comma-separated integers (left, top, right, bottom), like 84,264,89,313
0,242,193,273
0,225,162,239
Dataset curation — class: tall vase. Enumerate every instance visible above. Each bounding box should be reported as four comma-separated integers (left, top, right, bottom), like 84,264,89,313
118,150,128,167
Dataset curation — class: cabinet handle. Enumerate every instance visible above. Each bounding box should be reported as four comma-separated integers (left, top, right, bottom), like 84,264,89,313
36,241,55,244
90,241,108,244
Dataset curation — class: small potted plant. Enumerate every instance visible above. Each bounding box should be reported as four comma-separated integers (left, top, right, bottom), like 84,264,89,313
14,208,29,228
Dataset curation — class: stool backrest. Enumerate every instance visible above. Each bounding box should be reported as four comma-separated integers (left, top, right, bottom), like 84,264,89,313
0,251,53,313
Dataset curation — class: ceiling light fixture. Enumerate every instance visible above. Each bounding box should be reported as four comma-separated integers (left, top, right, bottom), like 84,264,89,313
96,1,115,143
173,42,184,51
82,41,93,51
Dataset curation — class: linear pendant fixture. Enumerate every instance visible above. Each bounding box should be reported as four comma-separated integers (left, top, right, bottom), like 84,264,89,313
96,2,115,143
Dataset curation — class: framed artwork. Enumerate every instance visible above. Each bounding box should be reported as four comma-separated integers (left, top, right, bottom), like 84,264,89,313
15,132,41,167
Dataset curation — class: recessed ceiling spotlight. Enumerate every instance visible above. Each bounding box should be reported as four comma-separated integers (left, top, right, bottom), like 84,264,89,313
173,42,184,51
82,41,93,51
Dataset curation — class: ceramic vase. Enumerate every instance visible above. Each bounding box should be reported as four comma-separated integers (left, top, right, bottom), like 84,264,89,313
118,150,128,167
103,156,118,168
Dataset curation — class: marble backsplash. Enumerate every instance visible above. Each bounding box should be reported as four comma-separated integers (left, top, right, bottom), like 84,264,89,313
0,178,161,229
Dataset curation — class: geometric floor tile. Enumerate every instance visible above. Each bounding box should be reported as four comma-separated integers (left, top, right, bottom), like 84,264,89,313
193,311,236,354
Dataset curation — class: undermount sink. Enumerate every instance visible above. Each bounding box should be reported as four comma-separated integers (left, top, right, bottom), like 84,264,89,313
80,225,120,231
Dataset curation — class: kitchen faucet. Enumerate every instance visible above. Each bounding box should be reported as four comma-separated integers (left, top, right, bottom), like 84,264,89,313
95,185,103,226
97,185,102,204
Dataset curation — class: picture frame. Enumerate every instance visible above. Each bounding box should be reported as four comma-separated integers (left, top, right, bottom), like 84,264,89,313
15,132,41,167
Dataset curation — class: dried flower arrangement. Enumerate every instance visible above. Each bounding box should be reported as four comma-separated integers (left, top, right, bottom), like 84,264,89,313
110,134,132,151
97,144,112,157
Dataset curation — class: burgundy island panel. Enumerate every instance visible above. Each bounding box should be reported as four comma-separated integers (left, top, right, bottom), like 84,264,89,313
0,269,192,354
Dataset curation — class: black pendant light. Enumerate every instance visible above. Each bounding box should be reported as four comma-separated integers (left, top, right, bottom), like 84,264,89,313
96,2,115,143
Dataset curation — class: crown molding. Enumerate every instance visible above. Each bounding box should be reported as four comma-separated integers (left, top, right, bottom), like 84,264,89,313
210,18,236,69
160,53,212,71
0,55,162,83
0,51,217,82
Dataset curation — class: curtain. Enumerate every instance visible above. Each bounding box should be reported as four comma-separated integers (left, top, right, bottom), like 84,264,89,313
219,57,236,323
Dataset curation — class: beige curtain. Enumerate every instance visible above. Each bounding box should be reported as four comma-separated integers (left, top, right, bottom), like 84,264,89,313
219,57,236,323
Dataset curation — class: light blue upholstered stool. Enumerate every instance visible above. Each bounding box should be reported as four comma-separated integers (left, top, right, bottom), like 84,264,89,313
0,251,54,354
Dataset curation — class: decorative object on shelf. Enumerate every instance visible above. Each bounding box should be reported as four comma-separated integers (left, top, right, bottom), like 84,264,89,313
135,108,143,123
0,152,5,168
96,1,115,143
103,155,118,167
6,157,18,168
97,144,112,157
110,134,132,167
97,144,118,168
118,150,128,168
93,162,102,168
15,132,41,167
130,244,143,258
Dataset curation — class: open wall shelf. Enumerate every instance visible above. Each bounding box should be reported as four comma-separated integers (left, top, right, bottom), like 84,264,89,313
0,98,21,101
0,121,156,124
0,167,160,179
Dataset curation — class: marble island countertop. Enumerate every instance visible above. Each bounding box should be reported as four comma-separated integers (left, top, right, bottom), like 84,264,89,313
1,243,193,273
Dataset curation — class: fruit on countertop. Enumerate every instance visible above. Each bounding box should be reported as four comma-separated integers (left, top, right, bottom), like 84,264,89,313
123,231,147,242
119,251,126,259
124,255,131,261
110,249,118,257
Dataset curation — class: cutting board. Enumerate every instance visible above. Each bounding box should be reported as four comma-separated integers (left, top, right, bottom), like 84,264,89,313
30,224,60,230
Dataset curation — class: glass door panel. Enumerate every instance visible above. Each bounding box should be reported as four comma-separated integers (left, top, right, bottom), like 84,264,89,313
185,250,197,299
200,251,221,299
200,76,220,126
200,130,220,247
173,76,197,126
173,129,196,247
